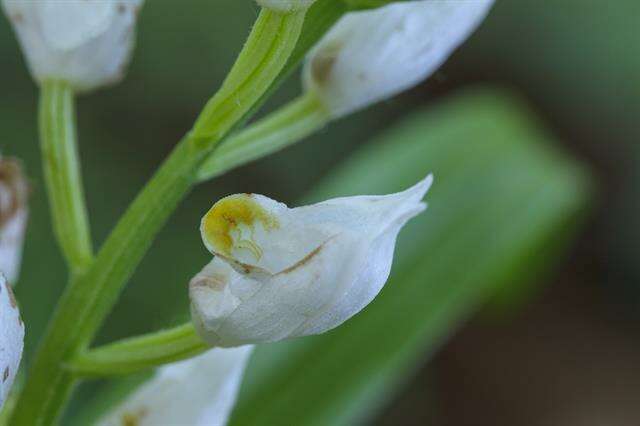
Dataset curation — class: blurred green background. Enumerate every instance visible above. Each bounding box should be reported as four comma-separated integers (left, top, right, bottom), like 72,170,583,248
1,0,638,424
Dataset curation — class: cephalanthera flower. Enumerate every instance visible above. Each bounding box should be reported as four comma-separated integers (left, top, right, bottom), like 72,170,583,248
2,0,144,92
256,0,316,13
99,346,253,426
0,157,28,286
190,176,432,347
0,274,24,409
303,0,494,118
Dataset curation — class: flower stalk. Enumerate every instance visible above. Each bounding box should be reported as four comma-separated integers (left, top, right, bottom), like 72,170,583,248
39,81,93,274
68,324,207,377
198,92,330,181
10,9,307,425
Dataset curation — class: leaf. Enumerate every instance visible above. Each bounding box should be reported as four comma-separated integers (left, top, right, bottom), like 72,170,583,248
230,87,591,426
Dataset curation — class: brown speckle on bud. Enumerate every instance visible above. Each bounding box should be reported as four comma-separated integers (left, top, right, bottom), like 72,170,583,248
0,158,28,228
310,42,341,87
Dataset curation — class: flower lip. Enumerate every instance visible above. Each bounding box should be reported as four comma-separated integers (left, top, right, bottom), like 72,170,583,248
200,193,281,261
200,193,331,276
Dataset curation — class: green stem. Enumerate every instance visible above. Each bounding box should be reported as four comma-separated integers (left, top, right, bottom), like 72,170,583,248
11,9,306,426
39,81,93,274
67,324,207,377
197,92,329,181
191,10,305,143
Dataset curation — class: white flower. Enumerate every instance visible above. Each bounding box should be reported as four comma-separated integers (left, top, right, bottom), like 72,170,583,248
257,0,316,13
2,0,144,92
99,346,253,426
190,176,432,347
0,157,28,286
303,0,495,118
0,274,24,409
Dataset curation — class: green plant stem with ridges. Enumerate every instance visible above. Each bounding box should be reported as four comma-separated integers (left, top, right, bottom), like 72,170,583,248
67,324,207,377
39,81,93,275
10,9,306,426
198,92,329,180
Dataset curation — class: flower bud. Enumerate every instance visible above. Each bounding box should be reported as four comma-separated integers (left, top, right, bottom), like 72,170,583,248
0,274,24,409
99,346,253,426
190,176,432,347
256,0,316,13
0,157,28,286
2,0,144,92
303,0,494,118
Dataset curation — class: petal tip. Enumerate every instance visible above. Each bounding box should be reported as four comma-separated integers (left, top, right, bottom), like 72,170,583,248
400,174,434,204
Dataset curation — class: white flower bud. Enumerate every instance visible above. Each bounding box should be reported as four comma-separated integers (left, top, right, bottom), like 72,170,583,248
256,0,316,13
0,274,24,409
0,157,28,286
190,176,432,347
2,0,144,92
99,346,253,426
303,0,494,118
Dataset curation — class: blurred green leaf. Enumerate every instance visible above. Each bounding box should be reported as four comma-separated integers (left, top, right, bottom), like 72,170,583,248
230,87,591,425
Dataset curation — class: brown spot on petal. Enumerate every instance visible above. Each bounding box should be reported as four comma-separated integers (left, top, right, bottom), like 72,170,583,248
117,3,127,14
6,284,17,309
3,367,9,383
190,273,227,292
311,47,338,87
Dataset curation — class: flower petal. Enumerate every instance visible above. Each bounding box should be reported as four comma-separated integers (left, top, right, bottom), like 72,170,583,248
0,274,24,408
2,0,144,92
304,0,495,117
192,176,432,347
99,346,253,426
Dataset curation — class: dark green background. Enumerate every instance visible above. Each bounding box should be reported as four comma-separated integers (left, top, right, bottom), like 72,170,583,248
0,0,637,424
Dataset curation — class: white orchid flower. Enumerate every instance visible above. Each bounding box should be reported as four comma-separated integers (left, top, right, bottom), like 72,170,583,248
99,346,253,426
190,176,432,347
0,157,28,286
257,0,316,13
2,0,144,92
303,0,495,118
0,274,24,409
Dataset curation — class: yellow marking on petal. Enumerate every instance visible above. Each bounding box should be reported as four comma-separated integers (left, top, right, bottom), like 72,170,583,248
120,407,148,426
202,194,279,258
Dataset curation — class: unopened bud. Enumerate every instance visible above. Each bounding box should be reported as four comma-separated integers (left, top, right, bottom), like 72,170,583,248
2,0,144,92
303,0,494,118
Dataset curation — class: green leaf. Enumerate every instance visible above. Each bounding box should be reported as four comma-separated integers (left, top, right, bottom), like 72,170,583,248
230,87,591,426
